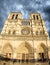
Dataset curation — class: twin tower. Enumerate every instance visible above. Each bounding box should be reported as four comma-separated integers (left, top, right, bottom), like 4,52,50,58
0,12,50,61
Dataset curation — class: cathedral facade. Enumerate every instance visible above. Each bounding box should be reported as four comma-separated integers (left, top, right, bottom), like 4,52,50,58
0,12,50,60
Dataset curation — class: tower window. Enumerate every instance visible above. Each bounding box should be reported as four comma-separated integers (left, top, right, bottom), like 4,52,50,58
33,15,35,20
36,15,39,20
12,14,15,19
15,14,18,19
8,30,11,34
40,30,45,34
43,30,45,34
13,31,16,34
36,31,38,35
40,31,42,34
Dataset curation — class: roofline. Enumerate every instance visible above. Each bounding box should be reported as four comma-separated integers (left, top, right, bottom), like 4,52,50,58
30,12,41,15
10,12,22,14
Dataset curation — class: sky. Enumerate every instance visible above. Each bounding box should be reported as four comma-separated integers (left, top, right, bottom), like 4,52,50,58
0,0,50,36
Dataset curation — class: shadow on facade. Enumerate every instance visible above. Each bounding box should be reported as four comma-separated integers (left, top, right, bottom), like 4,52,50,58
0,56,49,62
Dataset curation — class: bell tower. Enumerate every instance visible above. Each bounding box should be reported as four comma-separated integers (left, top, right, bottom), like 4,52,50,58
30,13,48,37
1,12,22,35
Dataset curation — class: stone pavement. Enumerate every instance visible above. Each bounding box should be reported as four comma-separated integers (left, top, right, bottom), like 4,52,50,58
0,60,49,65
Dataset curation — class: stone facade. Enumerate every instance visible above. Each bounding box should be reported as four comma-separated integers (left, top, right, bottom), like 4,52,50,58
0,12,50,60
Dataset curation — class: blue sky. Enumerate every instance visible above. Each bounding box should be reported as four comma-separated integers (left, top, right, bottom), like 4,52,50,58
0,0,50,36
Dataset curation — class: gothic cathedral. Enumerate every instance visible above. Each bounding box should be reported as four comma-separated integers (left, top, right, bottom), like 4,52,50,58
0,12,50,61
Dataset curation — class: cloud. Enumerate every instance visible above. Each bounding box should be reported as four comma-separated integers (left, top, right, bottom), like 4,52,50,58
43,5,50,21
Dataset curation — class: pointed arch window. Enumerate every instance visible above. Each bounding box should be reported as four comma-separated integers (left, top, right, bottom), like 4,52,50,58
40,31,42,34
33,15,35,20
15,14,18,19
36,15,39,20
13,30,16,34
36,31,38,35
12,14,15,19
40,30,45,35
8,30,11,34
43,30,45,34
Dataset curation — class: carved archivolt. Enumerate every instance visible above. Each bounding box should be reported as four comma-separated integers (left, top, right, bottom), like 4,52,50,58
3,43,13,53
17,42,32,53
37,43,47,53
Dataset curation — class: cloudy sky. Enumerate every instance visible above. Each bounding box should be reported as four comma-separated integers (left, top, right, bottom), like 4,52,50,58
0,0,50,36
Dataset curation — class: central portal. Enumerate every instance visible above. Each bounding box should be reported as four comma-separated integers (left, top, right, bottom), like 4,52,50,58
17,42,32,60
22,53,29,60
22,54,25,59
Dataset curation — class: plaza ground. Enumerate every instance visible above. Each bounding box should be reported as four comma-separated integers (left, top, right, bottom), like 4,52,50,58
0,59,49,65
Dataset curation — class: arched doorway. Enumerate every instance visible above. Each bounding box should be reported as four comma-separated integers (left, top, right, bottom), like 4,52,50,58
3,44,13,58
37,43,47,61
17,42,33,60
